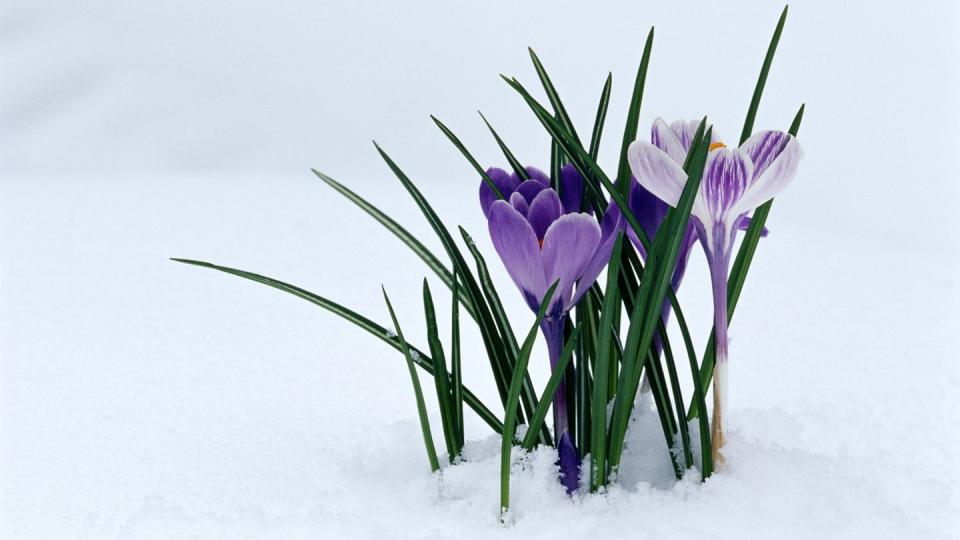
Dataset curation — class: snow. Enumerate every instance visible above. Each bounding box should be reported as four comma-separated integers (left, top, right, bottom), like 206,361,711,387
2,173,958,538
3,0,960,538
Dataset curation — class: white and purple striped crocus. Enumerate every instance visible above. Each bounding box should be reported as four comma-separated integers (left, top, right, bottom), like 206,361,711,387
628,126,800,462
624,119,767,286
480,165,618,493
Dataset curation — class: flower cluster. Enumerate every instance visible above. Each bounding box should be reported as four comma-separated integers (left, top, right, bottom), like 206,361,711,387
177,7,805,515
481,118,800,483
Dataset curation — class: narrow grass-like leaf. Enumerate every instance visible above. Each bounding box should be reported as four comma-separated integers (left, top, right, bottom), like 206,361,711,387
423,279,457,462
739,5,788,145
550,136,562,192
688,104,804,420
528,48,583,147
588,73,613,162
451,269,465,451
574,317,590,456
430,115,504,199
521,327,580,451
606,125,712,474
170,258,503,433
575,291,600,452
312,169,475,320
658,318,692,469
383,287,440,472
615,27,654,196
374,142,513,404
479,111,529,181
590,233,624,491
460,227,551,446
501,283,558,517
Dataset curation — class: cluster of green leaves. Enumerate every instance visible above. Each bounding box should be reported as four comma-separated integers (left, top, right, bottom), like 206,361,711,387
172,4,803,516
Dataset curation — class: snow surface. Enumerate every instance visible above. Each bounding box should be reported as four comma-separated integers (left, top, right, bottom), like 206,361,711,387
3,0,960,538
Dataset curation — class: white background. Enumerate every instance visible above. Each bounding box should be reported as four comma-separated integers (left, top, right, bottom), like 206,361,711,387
3,1,959,538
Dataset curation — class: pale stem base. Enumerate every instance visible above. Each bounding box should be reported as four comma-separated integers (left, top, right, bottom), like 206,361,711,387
711,359,728,464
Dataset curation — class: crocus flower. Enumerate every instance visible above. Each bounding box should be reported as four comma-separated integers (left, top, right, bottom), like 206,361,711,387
628,128,800,462
621,119,766,288
481,164,618,493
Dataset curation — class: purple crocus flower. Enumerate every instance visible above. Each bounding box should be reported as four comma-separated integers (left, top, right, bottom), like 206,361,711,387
628,128,801,462
481,164,618,493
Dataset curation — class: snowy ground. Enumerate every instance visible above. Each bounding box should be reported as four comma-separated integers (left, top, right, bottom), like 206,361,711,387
3,0,960,538
1,173,958,539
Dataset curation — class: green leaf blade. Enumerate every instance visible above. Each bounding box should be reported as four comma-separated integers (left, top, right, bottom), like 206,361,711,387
169,258,504,434
383,287,440,472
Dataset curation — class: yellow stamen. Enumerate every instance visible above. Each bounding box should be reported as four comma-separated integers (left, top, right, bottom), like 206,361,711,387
709,142,727,152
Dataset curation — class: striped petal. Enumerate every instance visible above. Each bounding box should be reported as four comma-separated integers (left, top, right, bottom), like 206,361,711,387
699,147,754,225
740,130,793,180
735,135,801,214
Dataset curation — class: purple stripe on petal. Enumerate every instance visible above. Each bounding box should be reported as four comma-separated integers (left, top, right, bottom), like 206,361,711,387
487,200,547,312
479,167,520,217
558,163,584,214
701,148,754,221
526,188,562,240
739,130,792,182
516,179,549,204
735,136,801,213
540,213,601,315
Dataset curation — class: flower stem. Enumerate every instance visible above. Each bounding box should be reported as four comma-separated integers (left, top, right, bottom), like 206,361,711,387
541,317,580,493
706,241,731,465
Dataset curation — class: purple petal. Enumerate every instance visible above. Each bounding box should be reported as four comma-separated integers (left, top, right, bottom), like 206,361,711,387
629,178,670,253
558,163,584,214
736,215,770,237
479,167,520,217
526,188,562,240
700,148,754,222
735,136,801,213
540,213,601,315
516,179,549,203
627,141,687,208
522,166,551,186
571,203,622,306
487,200,547,311
739,130,792,180
509,191,529,216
